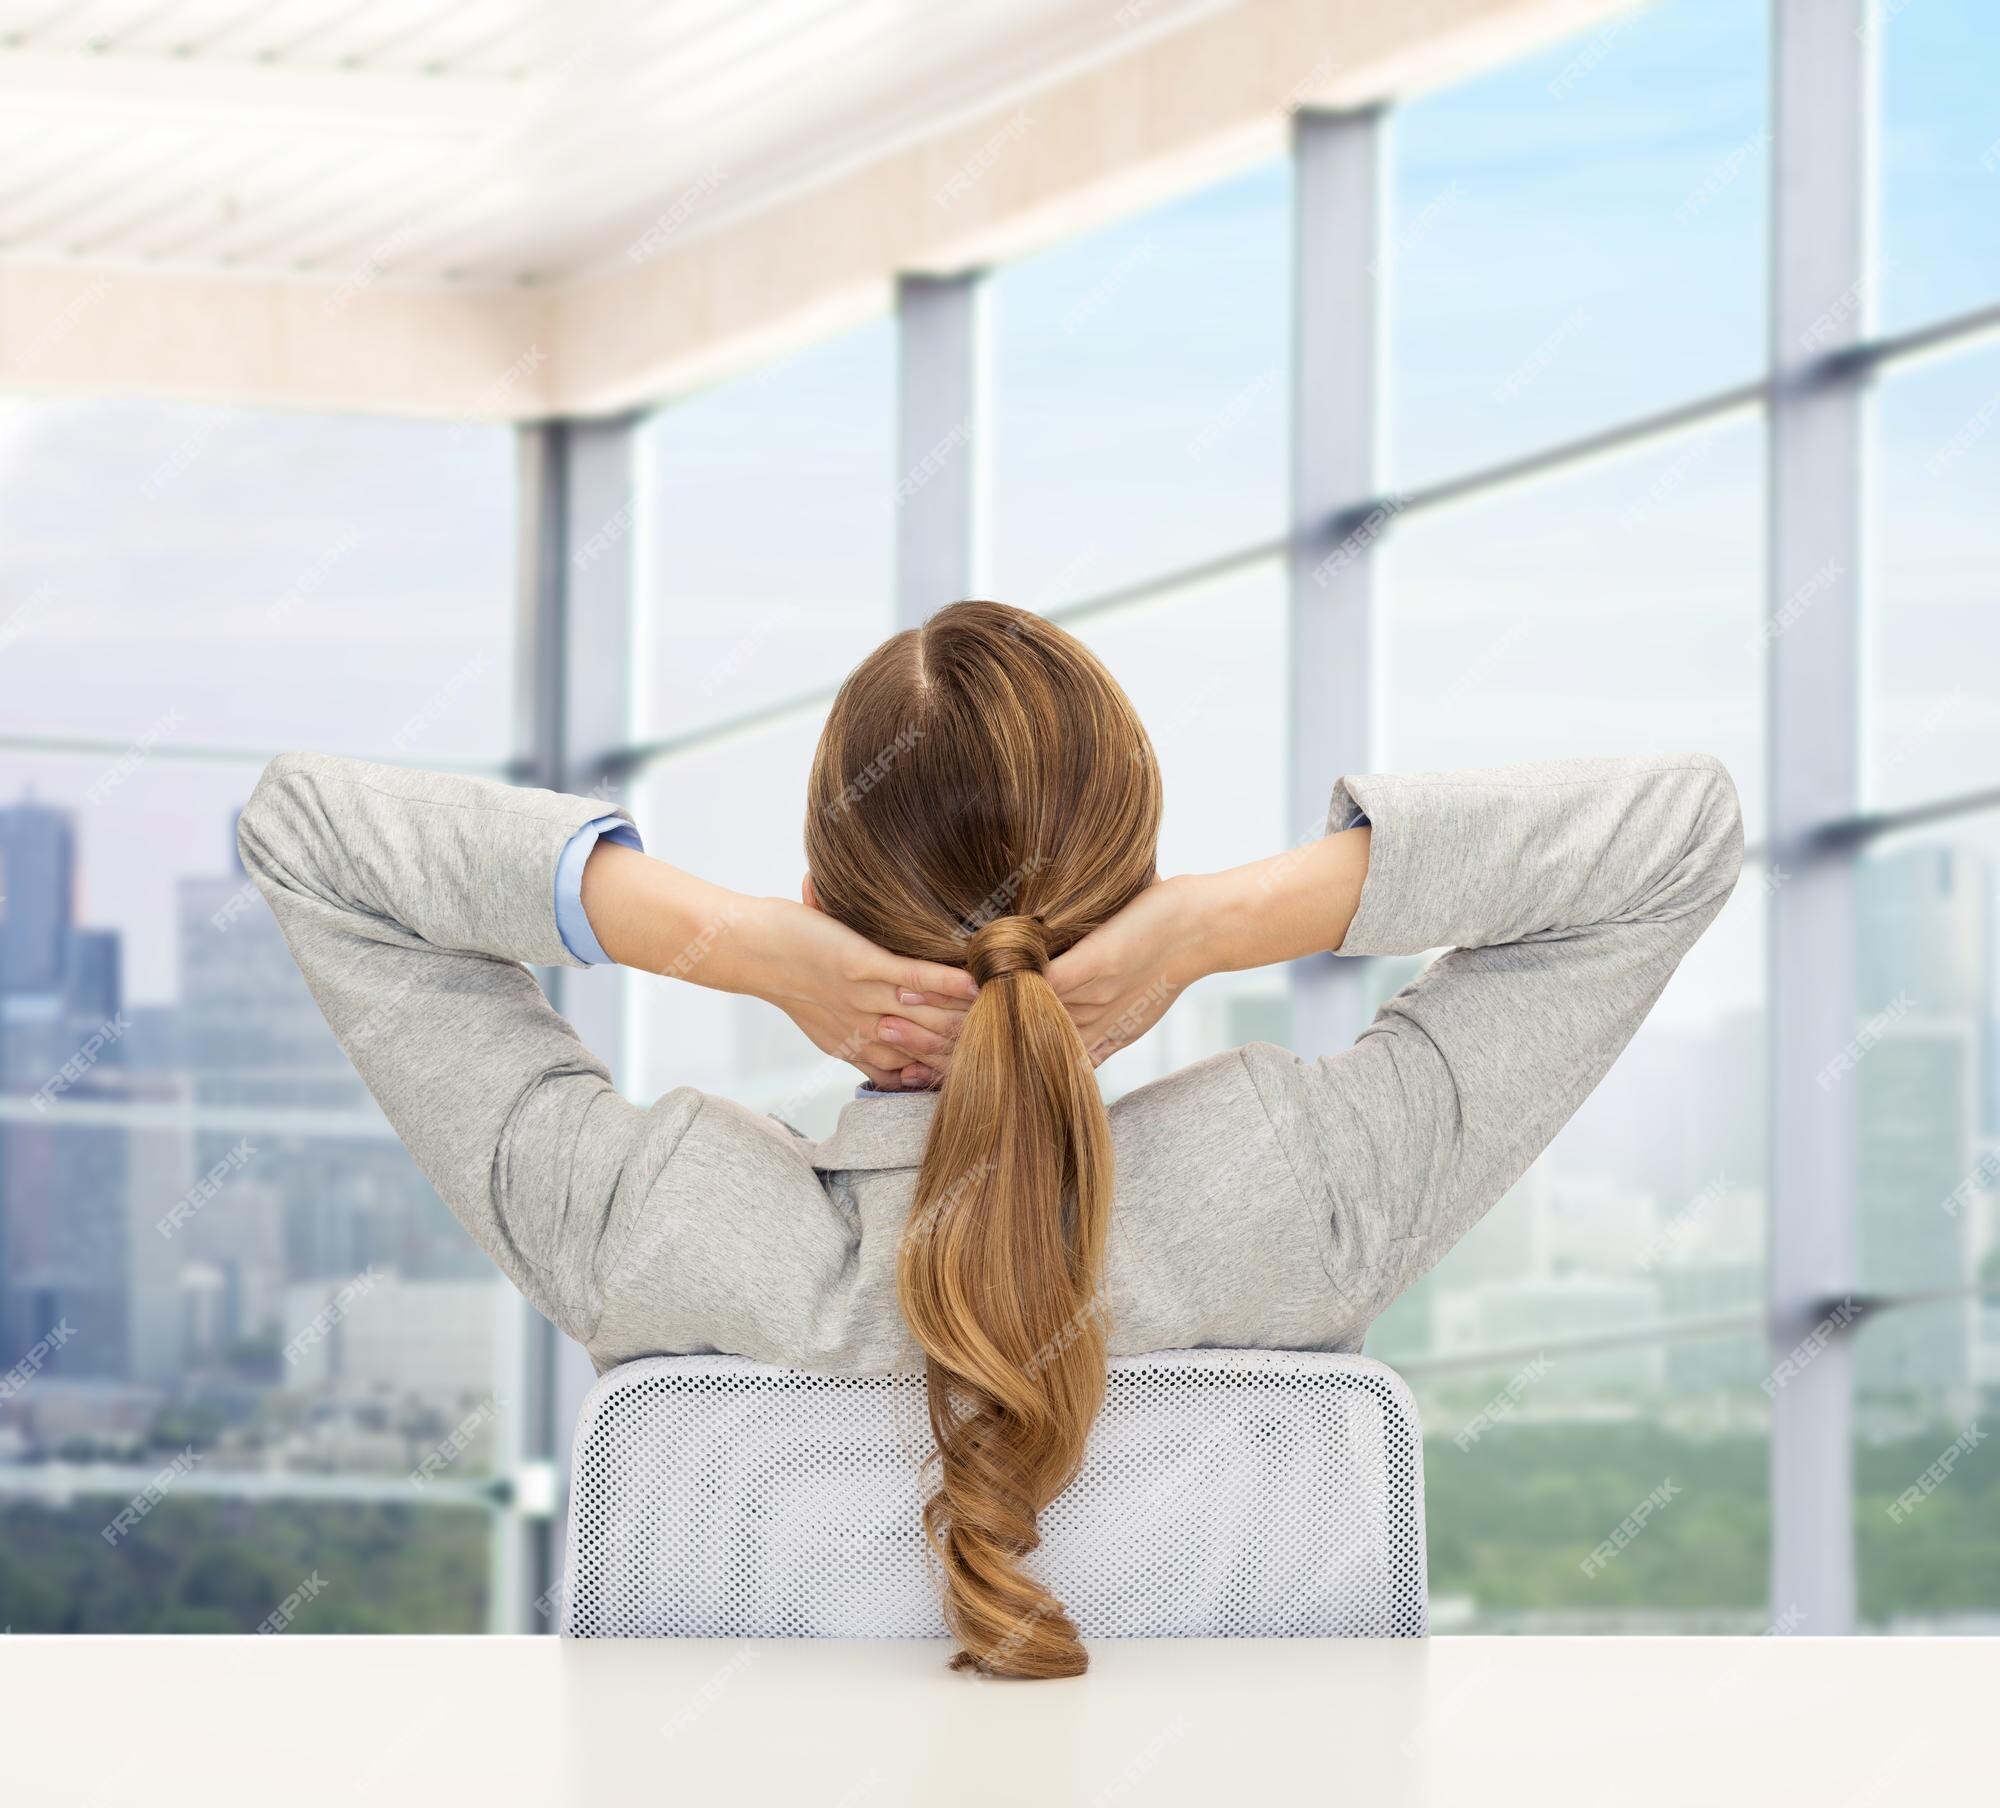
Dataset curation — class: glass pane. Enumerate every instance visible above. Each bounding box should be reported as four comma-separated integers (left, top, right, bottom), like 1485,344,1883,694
1875,0,2000,336
638,318,896,740
987,161,1290,612
1380,413,1767,838
1387,0,1767,491
0,750,513,1502
1067,563,1291,1096
0,398,515,759
1866,340,2000,810
1856,1303,2000,1630
1414,1332,1770,1631
1851,815,2000,1309
1367,878,1765,1366
0,1496,488,1632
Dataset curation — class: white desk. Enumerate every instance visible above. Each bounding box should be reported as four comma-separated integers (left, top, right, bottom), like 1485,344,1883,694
4,1634,1990,1805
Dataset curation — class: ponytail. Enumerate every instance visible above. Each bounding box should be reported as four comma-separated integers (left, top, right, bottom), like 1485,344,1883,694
896,913,1113,1678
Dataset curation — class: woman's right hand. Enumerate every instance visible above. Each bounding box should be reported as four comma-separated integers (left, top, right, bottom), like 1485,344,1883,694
1044,875,1214,1066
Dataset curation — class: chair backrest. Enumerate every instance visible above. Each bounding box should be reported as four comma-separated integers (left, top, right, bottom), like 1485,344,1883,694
561,1347,1427,1640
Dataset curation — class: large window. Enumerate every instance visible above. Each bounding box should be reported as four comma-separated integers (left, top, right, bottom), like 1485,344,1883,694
0,400,518,1633
19,0,1993,1638
595,0,1996,1637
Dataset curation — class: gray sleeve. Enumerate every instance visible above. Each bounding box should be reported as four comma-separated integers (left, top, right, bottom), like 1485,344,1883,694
1240,753,1745,1324
235,751,691,1344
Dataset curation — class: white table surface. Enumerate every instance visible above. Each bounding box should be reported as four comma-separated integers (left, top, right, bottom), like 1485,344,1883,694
4,1633,1990,1806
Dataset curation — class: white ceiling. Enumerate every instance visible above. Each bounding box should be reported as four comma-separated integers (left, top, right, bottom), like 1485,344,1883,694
0,0,1236,291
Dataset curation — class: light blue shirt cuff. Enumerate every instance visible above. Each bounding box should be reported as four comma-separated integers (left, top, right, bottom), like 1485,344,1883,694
554,814,642,965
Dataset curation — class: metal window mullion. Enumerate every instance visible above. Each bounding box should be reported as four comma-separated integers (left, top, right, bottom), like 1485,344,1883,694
895,273,981,627
1767,0,1867,1637
1289,108,1381,1056
500,422,568,1632
530,414,647,1634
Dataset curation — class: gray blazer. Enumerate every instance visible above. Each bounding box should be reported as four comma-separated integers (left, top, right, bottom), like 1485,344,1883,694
237,749,1743,1377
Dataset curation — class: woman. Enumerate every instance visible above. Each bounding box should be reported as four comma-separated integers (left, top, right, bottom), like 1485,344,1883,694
238,600,1742,1679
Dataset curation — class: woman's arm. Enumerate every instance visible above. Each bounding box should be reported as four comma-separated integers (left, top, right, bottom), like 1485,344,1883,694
1054,754,1744,1319
1047,824,1373,1062
235,752,973,1341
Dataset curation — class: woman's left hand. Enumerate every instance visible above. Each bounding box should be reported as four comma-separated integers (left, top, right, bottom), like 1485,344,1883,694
749,898,977,1092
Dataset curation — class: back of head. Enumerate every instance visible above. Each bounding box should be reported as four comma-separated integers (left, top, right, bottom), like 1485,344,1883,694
805,600,1162,1677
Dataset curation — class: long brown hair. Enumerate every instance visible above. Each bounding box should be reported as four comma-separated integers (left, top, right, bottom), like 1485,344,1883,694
805,600,1161,1678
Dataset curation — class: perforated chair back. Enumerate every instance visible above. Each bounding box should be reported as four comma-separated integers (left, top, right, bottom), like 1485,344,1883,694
560,1348,1427,1640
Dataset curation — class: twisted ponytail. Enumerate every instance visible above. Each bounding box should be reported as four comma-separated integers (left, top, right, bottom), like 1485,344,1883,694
898,914,1114,1677
803,600,1162,1678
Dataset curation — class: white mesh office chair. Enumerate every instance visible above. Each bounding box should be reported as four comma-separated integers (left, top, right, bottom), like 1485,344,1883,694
560,1348,1427,1640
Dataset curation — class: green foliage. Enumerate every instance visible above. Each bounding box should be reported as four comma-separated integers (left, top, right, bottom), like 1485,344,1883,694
0,1496,489,1633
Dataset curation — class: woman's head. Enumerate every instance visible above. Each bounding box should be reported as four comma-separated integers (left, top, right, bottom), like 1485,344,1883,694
805,599,1162,1678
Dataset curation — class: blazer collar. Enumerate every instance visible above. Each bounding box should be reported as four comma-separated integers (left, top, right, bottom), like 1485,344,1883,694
803,1089,939,1172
